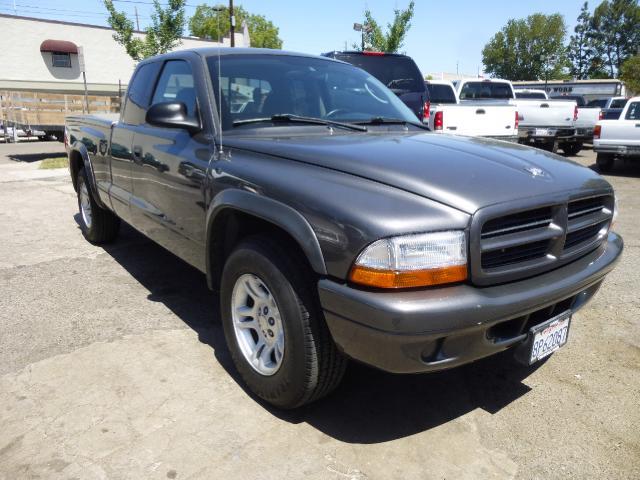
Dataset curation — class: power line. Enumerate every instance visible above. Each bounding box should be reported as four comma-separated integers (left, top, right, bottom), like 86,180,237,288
0,1,153,18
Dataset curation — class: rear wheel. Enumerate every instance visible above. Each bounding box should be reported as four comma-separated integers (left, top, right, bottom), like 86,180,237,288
596,153,615,172
76,168,120,243
220,235,346,409
560,142,582,156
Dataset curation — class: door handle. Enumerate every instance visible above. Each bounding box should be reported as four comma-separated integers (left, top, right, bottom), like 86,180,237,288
132,145,143,164
475,109,486,114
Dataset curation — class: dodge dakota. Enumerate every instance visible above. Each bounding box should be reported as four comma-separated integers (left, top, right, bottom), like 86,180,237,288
65,48,622,409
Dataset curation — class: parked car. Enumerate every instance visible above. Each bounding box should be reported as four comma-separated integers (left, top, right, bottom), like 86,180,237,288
455,79,578,153
588,96,628,120
426,80,518,141
65,48,622,409
593,96,640,171
322,50,429,122
551,94,603,148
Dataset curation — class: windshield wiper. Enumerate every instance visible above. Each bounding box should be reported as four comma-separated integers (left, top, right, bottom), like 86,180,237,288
233,114,367,132
355,117,430,130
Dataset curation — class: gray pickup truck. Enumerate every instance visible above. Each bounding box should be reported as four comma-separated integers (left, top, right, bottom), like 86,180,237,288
65,48,622,409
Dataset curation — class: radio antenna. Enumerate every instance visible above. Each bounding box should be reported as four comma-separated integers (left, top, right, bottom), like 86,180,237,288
216,7,224,157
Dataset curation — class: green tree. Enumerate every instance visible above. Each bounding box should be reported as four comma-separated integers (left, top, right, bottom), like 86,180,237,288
568,2,595,79
189,5,282,49
620,55,640,94
482,13,568,80
357,1,415,53
104,0,186,61
590,0,640,77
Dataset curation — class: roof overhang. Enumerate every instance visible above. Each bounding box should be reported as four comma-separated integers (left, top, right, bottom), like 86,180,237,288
40,40,78,54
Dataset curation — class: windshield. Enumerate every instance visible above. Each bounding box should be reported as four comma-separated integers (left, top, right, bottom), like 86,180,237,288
459,81,514,100
515,91,547,99
207,54,418,130
426,83,457,103
332,54,424,93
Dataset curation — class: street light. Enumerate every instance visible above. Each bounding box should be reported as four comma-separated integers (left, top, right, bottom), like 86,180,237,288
353,22,371,51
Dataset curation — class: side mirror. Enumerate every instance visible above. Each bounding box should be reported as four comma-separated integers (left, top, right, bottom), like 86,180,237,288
145,101,201,134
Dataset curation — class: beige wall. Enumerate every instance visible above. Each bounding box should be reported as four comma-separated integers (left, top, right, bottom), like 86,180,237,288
0,15,245,92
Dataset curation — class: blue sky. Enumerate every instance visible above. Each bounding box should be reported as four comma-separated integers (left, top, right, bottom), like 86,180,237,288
0,0,593,75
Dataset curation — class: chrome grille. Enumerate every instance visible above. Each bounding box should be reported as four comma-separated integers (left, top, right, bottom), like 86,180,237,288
471,194,614,286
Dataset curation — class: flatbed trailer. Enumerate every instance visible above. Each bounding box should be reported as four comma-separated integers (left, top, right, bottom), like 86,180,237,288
0,90,119,142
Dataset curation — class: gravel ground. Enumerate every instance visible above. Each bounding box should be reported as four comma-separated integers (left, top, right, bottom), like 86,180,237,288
0,141,638,479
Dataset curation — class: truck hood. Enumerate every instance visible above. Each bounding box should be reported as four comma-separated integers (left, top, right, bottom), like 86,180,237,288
226,132,611,214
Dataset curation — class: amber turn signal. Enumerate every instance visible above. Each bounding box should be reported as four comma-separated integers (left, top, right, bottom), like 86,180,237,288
349,264,468,289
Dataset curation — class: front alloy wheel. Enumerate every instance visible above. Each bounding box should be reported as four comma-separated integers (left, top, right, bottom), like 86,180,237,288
220,235,347,409
231,274,285,376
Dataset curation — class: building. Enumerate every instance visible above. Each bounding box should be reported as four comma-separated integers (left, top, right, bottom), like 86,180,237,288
512,79,626,101
0,14,249,95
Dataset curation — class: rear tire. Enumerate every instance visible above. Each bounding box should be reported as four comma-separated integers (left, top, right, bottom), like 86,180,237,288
561,142,582,156
220,235,346,409
76,168,120,243
596,153,615,172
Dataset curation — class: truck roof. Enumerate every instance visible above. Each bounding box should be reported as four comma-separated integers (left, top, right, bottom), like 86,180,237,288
142,47,343,63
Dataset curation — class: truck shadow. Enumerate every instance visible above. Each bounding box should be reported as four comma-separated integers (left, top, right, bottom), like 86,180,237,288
93,220,543,445
588,161,640,178
7,150,65,163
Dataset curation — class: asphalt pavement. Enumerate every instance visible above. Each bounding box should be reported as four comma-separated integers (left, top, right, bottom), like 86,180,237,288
0,140,638,479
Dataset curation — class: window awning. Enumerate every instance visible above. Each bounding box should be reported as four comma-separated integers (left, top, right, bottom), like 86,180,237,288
40,40,78,54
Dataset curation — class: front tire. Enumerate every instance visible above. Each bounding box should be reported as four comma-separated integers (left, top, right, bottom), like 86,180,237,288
220,235,346,409
596,153,615,172
76,168,120,243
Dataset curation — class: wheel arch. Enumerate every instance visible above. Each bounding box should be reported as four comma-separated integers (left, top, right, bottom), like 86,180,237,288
205,189,327,290
69,142,107,209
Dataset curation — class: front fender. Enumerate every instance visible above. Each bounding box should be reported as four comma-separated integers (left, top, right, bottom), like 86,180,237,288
205,189,327,283
70,140,107,210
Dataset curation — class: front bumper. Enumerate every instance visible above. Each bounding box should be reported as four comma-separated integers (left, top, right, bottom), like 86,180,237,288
319,232,623,374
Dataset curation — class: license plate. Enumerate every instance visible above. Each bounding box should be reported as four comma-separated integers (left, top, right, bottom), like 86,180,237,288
535,128,551,136
528,311,571,364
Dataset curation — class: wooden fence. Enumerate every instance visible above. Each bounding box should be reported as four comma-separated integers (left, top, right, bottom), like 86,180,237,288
0,91,121,130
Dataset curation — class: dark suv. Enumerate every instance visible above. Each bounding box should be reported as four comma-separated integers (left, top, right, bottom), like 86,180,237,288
323,51,429,122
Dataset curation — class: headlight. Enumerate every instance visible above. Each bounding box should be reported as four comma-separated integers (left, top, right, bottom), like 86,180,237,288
612,193,619,228
349,231,468,289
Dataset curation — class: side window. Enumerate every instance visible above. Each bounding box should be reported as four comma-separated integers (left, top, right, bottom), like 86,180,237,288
151,60,197,117
123,62,161,125
625,102,639,121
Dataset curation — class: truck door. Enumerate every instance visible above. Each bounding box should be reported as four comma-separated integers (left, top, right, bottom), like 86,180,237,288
129,57,213,271
109,61,161,223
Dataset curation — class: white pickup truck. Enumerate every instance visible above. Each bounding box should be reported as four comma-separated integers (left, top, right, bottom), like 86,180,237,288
456,79,578,154
593,96,640,171
550,94,602,147
425,80,518,142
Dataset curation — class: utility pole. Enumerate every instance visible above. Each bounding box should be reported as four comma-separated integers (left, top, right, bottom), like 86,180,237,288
134,7,140,31
229,0,235,47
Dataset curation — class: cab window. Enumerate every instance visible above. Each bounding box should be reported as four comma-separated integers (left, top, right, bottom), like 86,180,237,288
151,60,197,117
122,62,161,125
625,102,639,120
